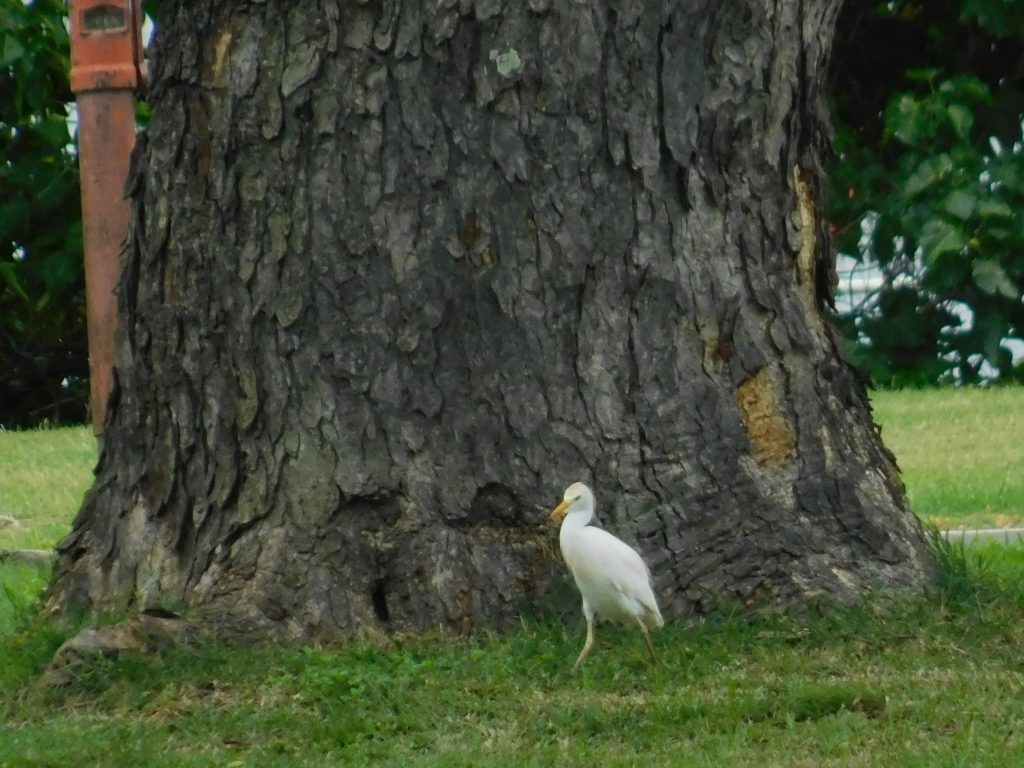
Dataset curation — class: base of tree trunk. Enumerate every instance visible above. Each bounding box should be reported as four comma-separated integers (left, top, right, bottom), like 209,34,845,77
48,0,934,641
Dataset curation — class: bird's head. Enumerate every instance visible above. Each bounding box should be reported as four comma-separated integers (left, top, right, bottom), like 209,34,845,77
550,482,595,525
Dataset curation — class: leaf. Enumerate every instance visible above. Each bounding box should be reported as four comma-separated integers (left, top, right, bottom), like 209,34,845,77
990,163,1024,195
941,189,977,221
939,74,993,104
972,260,1019,299
974,310,1009,369
0,262,30,302
903,155,955,198
0,33,24,67
869,213,902,265
886,94,924,146
946,104,973,140
42,250,81,297
29,115,73,150
919,218,967,262
975,199,1014,219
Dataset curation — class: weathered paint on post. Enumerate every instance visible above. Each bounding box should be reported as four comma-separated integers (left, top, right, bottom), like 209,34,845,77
76,90,136,435
69,0,144,434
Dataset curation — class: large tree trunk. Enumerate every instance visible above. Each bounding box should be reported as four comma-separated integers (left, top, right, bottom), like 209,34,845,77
51,0,933,640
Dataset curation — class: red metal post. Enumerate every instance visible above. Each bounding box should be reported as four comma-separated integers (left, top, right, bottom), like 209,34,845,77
69,1,144,435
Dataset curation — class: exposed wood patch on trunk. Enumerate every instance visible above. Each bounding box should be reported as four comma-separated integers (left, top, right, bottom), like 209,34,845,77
734,368,796,467
792,165,817,305
204,25,234,88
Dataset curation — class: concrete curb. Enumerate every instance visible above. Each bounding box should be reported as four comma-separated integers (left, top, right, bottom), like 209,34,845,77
0,549,57,567
942,528,1024,545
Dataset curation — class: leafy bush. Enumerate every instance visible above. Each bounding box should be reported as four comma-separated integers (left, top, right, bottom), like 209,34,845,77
0,0,87,426
831,0,1024,385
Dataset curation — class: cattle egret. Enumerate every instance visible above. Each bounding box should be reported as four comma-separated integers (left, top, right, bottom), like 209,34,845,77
550,482,664,670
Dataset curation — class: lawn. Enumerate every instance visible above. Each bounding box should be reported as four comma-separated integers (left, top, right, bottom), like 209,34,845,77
1,389,1023,765
871,387,1024,529
1,540,1023,766
0,426,97,551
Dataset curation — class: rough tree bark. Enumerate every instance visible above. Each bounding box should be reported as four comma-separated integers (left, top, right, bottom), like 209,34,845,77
51,0,934,640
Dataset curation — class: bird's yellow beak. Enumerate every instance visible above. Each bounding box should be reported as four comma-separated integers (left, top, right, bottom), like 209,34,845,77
549,498,571,525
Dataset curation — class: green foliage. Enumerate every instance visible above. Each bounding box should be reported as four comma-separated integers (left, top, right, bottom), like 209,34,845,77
831,0,1024,385
0,0,87,426
0,561,51,636
924,524,1014,605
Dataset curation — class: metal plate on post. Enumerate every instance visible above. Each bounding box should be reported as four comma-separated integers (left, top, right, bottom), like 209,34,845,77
82,5,127,33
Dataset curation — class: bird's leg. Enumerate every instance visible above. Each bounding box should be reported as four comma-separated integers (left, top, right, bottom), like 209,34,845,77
635,616,661,666
573,617,595,672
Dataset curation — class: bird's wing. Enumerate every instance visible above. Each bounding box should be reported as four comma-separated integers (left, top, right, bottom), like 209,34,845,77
572,528,664,627
574,527,658,605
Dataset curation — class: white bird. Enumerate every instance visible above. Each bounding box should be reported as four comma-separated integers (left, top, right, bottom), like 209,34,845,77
550,482,664,670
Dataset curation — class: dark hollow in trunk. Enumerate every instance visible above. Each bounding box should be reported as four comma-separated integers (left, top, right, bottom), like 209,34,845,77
51,0,934,641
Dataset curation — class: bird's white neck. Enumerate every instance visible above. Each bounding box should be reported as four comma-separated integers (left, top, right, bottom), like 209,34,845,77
559,505,595,549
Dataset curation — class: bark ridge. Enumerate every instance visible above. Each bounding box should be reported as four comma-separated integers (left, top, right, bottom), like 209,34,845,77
51,0,933,640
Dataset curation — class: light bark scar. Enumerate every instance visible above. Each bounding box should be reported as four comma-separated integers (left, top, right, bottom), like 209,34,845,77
206,28,234,87
734,368,795,467
792,166,816,304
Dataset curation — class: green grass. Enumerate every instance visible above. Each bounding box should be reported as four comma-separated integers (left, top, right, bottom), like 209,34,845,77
871,387,1024,529
1,541,1023,766
0,562,49,636
0,395,1023,765
0,426,97,551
